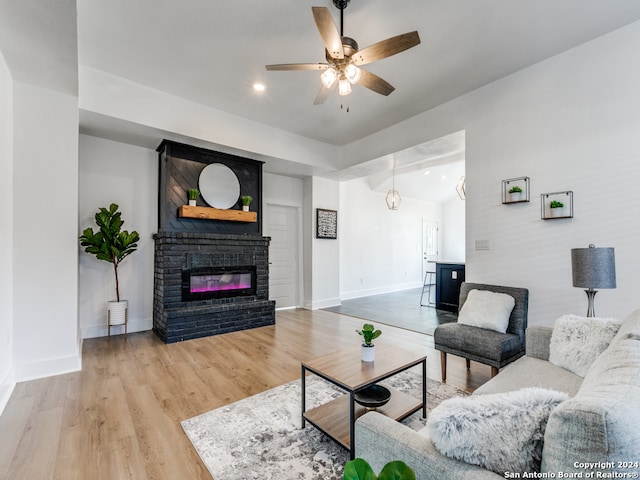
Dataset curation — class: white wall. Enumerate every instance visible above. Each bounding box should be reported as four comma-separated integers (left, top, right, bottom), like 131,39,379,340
307,176,340,309
463,22,640,325
263,172,304,208
343,21,640,326
12,82,80,380
0,48,14,412
441,196,466,262
339,178,443,299
78,135,158,338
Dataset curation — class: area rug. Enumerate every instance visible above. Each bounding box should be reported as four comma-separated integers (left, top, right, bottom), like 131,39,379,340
181,369,467,480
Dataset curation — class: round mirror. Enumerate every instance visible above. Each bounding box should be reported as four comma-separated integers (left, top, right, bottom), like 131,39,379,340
198,163,240,209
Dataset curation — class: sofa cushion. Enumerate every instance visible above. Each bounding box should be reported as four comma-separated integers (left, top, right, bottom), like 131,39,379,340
457,289,515,333
424,388,569,474
542,310,640,474
473,356,582,397
549,314,621,376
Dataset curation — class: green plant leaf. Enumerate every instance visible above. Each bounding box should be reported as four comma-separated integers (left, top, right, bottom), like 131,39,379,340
344,458,377,480
377,461,415,480
79,204,139,299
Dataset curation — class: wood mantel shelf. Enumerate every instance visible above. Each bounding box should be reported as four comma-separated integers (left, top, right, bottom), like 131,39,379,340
178,205,257,223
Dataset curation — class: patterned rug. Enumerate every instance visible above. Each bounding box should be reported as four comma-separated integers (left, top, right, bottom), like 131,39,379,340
181,369,467,480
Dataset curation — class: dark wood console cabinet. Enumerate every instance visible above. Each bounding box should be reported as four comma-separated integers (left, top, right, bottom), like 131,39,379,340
435,262,466,312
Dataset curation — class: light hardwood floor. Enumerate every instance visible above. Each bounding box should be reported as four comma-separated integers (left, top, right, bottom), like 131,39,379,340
0,309,490,480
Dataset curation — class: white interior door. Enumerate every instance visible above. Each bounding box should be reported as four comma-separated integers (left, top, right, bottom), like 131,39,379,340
265,204,299,308
422,220,439,277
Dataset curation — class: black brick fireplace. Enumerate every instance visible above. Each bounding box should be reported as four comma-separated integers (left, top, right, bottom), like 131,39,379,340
153,141,275,343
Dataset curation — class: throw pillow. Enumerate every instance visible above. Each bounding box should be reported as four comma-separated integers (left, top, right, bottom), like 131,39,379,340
549,314,621,377
457,289,515,333
424,388,569,474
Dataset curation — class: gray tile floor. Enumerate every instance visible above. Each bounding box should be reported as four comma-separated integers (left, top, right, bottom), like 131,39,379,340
323,287,458,335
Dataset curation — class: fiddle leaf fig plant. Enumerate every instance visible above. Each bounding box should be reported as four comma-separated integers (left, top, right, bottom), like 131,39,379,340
344,458,415,480
356,323,382,346
79,203,140,302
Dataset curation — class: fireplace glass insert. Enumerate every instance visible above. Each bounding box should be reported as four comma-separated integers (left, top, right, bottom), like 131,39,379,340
182,266,256,301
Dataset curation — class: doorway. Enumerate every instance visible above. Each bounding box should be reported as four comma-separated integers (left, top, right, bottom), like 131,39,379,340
265,203,300,309
422,220,439,275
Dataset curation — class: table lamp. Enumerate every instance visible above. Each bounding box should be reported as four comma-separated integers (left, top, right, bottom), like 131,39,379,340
571,244,616,317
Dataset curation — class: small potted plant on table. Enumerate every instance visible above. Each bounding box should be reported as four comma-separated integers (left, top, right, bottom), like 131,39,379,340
357,323,382,362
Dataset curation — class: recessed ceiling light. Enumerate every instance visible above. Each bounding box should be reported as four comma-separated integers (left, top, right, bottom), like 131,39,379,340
253,83,266,92
441,175,447,180
424,170,431,175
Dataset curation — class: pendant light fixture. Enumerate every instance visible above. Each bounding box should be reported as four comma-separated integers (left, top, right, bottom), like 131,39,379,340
456,176,466,200
386,160,401,210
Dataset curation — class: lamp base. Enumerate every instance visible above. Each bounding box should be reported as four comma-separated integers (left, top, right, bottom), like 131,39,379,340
584,289,598,317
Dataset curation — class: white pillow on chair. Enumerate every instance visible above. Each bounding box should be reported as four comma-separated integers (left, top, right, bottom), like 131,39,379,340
457,289,515,333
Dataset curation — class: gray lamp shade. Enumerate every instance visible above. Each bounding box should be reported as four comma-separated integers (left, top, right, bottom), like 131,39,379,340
571,245,616,289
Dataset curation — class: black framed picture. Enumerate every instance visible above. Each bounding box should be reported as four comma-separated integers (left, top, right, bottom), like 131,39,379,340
316,208,337,239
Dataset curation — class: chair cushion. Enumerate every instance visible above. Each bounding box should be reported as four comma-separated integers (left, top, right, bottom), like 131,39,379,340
424,387,569,474
548,314,621,376
434,323,523,366
457,289,515,333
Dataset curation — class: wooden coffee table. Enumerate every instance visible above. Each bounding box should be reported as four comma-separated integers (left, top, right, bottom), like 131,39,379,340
301,344,427,459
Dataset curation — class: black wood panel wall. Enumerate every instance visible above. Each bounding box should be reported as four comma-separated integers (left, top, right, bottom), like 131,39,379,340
156,140,263,235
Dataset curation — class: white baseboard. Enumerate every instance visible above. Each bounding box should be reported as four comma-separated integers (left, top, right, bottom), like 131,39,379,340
340,282,423,301
0,369,16,417
80,317,153,339
13,352,81,383
309,297,342,310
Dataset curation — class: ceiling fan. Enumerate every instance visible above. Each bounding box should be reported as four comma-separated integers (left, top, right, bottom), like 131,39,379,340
265,0,421,105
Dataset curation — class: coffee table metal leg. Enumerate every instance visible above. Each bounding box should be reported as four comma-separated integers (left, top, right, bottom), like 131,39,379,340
422,359,427,418
349,391,355,459
301,365,306,428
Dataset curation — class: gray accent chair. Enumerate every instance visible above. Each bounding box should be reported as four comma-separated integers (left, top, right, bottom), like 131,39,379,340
434,282,529,381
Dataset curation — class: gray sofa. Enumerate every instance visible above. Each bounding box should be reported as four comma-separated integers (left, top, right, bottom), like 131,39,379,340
355,309,640,478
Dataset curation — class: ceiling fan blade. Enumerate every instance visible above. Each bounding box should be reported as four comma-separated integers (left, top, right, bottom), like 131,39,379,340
352,31,421,66
359,69,395,96
312,6,344,59
313,83,336,105
266,63,329,71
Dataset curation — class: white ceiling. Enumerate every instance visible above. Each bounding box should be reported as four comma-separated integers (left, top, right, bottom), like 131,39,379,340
75,0,640,146
4,0,640,202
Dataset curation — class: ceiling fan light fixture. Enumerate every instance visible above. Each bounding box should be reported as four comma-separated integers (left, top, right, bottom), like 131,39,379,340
345,64,361,84
320,67,338,88
338,77,352,96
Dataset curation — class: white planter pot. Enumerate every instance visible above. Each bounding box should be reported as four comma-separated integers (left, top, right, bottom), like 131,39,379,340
107,300,128,326
550,207,564,217
242,205,250,212
509,192,523,202
188,199,197,206
361,344,375,362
